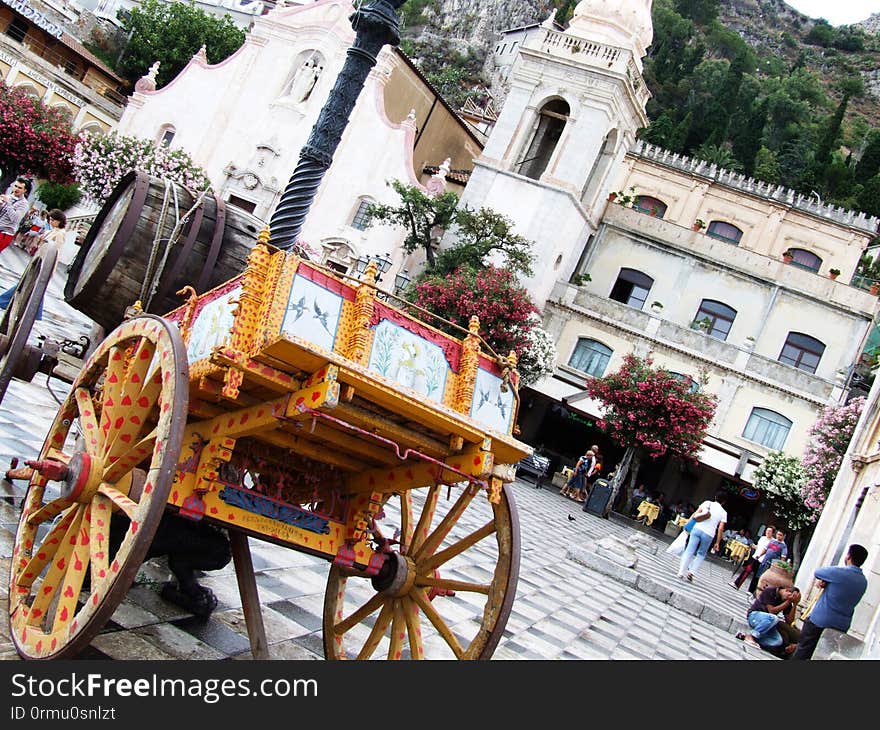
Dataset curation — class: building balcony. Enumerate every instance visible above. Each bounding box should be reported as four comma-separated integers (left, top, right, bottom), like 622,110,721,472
602,204,878,317
0,34,125,117
549,282,845,403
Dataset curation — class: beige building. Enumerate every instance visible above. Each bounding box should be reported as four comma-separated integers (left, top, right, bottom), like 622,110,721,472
0,0,124,136
455,0,880,533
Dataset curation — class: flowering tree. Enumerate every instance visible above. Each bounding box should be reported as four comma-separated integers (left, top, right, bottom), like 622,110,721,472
408,266,553,385
0,81,78,190
752,450,811,563
801,397,865,515
585,354,718,513
509,313,557,386
73,132,210,203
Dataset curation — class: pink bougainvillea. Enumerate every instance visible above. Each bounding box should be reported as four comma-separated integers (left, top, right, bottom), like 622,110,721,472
0,81,77,184
801,396,865,515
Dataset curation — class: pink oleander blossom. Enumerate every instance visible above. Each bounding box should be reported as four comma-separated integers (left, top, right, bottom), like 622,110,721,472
800,396,865,516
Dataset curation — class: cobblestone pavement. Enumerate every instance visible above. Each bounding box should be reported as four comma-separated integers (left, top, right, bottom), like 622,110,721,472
0,247,772,661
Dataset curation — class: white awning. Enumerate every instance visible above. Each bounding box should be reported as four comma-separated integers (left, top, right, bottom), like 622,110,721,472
528,376,759,484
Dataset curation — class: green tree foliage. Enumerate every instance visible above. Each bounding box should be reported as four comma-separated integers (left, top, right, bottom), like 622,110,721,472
36,181,82,211
858,175,880,217
366,180,534,277
365,180,458,269
639,1,877,209
118,0,245,87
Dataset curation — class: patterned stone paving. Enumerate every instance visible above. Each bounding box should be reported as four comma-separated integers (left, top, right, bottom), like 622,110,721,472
0,246,772,661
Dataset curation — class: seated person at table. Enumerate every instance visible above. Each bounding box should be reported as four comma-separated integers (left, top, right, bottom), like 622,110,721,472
629,484,649,517
734,529,753,546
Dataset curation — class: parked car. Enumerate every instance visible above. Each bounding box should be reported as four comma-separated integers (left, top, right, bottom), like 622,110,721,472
516,452,550,483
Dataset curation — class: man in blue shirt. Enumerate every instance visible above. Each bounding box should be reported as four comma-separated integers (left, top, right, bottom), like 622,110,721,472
791,543,869,660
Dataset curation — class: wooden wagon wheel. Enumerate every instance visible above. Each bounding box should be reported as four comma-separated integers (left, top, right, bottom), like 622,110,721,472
323,481,520,660
8,315,188,659
0,243,58,403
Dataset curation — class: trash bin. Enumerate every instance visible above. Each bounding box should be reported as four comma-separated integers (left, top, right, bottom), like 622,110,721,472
583,478,612,516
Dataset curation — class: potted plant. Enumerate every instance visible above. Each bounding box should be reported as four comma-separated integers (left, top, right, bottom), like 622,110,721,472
692,219,706,231
650,300,663,313
607,191,617,202
782,249,794,263
872,283,880,296
829,268,841,280
744,335,756,348
571,272,591,286
690,316,712,331
609,186,637,207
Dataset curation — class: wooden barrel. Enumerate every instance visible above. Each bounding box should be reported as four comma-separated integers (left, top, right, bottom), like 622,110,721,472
65,171,264,331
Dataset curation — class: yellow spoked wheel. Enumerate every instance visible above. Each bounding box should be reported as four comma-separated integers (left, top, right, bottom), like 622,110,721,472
323,481,519,660
8,315,188,659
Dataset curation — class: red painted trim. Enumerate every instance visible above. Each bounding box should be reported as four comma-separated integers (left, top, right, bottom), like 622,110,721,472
478,355,504,376
296,263,357,302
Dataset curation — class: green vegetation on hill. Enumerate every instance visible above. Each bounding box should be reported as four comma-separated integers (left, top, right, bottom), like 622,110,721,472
642,0,880,214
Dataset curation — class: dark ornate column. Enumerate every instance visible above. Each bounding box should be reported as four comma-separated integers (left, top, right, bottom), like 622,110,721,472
269,0,407,251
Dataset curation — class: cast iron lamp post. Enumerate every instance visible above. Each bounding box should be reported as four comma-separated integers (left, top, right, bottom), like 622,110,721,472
269,0,407,250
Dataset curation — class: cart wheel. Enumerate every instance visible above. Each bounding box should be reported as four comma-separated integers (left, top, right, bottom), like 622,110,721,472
8,315,188,659
323,481,520,660
0,243,57,403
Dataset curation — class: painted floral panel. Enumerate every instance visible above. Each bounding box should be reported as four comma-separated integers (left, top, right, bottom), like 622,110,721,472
186,286,242,363
367,319,449,402
470,368,515,434
281,274,343,351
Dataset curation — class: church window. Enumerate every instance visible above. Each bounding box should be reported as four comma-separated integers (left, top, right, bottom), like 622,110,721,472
609,268,653,310
157,125,176,147
351,198,374,230
778,332,824,374
706,220,743,244
581,129,618,206
517,99,569,180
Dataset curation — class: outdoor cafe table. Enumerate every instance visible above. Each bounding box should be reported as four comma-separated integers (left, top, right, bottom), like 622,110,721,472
727,540,752,563
636,500,661,526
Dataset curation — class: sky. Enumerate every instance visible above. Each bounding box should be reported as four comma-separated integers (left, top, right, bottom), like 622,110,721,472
785,0,879,26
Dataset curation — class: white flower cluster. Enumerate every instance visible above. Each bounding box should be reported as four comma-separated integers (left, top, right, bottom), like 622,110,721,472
73,131,211,204
512,312,557,386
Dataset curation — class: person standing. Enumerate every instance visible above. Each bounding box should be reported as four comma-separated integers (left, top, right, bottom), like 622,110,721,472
729,525,774,590
0,178,32,253
0,209,66,317
747,528,788,595
560,448,594,500
575,444,601,502
791,544,869,660
676,490,728,582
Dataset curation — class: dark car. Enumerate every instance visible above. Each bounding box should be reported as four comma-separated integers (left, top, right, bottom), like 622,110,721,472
516,452,550,483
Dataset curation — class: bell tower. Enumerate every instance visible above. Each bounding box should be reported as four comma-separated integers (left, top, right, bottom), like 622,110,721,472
456,1,653,305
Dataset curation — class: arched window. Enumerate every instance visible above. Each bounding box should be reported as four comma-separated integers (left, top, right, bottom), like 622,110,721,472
694,299,737,341
157,124,175,147
568,338,612,377
742,408,792,450
517,99,569,180
283,51,325,103
778,332,825,374
15,83,41,99
51,104,74,121
350,198,374,230
609,268,653,310
581,129,618,205
633,195,667,218
668,372,700,393
787,248,822,273
78,122,104,135
706,220,743,244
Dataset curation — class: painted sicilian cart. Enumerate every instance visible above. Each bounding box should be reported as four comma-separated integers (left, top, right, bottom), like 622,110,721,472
8,231,531,660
